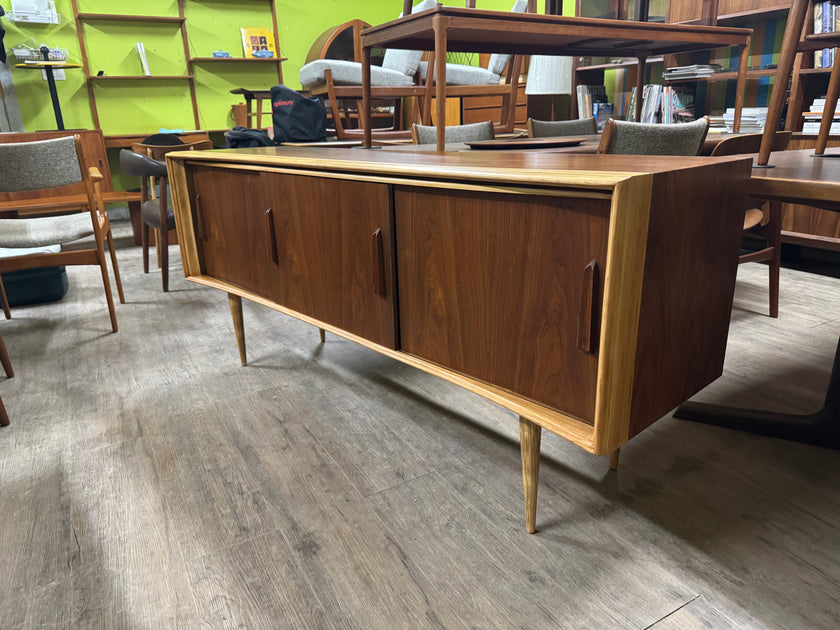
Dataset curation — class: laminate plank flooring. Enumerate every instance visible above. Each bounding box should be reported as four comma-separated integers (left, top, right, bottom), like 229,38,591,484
1,220,839,629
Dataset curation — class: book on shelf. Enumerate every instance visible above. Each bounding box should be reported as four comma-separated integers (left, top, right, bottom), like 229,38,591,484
723,107,768,133
135,42,151,77
240,27,277,59
813,2,838,69
802,122,840,134
663,64,721,80
576,84,608,120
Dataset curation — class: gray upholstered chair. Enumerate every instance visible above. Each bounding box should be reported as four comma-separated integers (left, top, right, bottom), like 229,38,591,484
597,116,711,155
411,120,495,144
299,0,437,138
526,117,598,137
120,138,212,292
417,0,529,86
0,135,124,333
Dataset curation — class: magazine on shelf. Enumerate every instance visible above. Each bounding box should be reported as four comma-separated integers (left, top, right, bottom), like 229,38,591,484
241,27,277,59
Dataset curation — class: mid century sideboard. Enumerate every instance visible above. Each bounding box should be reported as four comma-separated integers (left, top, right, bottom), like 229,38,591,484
167,147,751,532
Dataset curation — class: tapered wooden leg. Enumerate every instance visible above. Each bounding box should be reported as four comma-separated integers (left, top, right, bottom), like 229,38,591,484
142,223,150,274
319,328,326,343
609,448,620,471
0,395,8,427
228,293,247,366
105,229,125,303
0,333,13,378
95,244,118,333
519,416,541,534
0,276,10,320
160,226,169,292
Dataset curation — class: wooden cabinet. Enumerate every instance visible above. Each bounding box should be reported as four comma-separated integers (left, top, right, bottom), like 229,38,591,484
188,165,398,348
170,147,751,455
170,147,750,529
461,85,528,126
270,174,398,348
191,166,279,301
395,186,609,423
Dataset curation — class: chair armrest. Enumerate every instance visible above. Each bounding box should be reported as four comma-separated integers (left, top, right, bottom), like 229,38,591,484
88,166,104,182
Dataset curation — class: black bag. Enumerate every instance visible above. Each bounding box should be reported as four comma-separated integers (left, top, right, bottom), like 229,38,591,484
224,126,273,148
271,84,327,143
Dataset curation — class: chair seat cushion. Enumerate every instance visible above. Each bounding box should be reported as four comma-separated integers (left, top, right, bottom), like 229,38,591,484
0,213,93,249
417,61,500,86
141,198,175,230
299,59,416,89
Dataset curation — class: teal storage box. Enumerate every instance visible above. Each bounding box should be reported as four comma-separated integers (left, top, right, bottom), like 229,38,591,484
1,266,69,307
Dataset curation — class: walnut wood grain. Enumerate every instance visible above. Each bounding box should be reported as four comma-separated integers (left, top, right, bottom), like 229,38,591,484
627,160,752,438
395,186,609,423
269,173,398,349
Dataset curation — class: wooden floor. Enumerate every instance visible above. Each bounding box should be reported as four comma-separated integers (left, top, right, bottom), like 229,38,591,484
1,220,839,629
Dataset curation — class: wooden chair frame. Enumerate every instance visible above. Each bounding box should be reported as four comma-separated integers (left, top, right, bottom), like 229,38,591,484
0,135,124,332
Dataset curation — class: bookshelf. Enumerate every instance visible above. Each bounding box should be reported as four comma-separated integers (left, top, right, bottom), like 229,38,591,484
70,0,284,135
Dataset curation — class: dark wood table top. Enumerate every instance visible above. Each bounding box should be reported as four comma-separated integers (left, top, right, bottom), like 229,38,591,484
361,6,752,57
748,149,840,211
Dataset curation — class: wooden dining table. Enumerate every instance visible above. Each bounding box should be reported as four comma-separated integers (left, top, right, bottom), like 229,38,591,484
676,148,840,449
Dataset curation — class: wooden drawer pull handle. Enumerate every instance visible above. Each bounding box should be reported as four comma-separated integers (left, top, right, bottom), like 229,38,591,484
371,228,385,297
195,194,208,241
577,260,598,354
265,208,279,265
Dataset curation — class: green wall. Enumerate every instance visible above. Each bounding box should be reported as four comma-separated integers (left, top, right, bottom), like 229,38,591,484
5,0,515,135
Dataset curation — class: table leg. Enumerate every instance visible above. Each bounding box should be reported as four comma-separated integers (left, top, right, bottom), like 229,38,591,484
228,293,247,366
520,416,541,534
675,337,840,449
362,46,372,148
42,64,65,130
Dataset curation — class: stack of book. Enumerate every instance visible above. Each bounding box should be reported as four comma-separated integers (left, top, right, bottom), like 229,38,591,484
814,1,839,70
662,64,722,81
708,115,727,133
576,84,609,122
723,107,768,133
802,97,840,134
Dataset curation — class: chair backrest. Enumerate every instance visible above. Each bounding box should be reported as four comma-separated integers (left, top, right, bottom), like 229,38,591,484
597,116,710,155
527,117,597,137
710,131,791,157
411,121,495,144
382,0,438,76
485,0,530,76
0,136,83,193
131,139,213,162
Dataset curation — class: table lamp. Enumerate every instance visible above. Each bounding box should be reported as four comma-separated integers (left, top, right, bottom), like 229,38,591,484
525,55,573,121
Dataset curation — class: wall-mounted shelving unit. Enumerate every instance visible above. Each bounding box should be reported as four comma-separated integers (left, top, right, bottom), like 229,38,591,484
69,0,285,136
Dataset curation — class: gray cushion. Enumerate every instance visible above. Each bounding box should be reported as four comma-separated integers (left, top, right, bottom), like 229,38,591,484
299,59,417,89
0,213,94,249
418,61,500,86
378,0,438,76
299,0,436,89
604,117,710,156
413,121,495,144
486,1,529,76
529,117,597,137
0,136,83,193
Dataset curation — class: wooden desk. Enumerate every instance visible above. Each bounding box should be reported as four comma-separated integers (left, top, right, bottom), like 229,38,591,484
168,146,751,531
677,149,840,449
360,6,752,150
